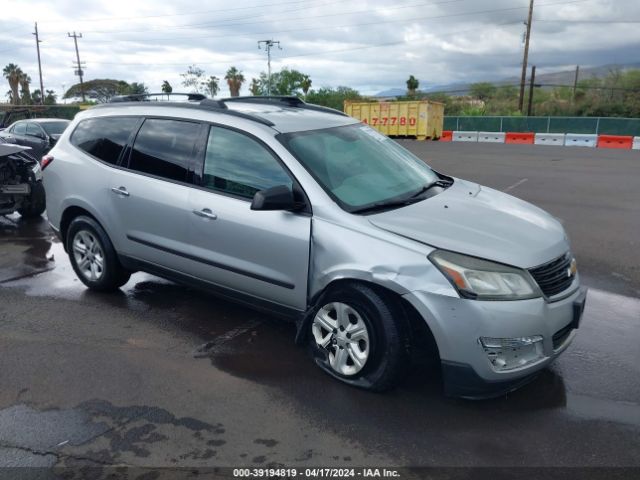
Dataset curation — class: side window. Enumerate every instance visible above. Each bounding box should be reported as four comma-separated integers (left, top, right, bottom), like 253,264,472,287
26,123,43,137
70,117,139,165
128,118,199,182
203,126,292,199
13,123,26,135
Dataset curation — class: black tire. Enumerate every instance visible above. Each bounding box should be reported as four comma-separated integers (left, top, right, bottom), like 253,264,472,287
308,282,410,392
66,215,131,291
17,181,46,218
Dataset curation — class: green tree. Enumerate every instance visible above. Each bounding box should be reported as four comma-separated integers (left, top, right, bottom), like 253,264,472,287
301,75,312,98
181,65,205,93
406,75,419,96
225,67,245,97
161,80,172,94
255,68,309,96
202,75,220,98
44,89,57,105
249,78,260,96
127,82,148,95
305,86,362,111
470,82,497,101
63,79,130,103
3,63,22,105
18,72,32,104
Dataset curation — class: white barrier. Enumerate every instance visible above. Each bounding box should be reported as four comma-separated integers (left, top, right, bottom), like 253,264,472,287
453,131,478,142
535,133,565,146
633,137,640,150
478,132,505,143
564,133,598,148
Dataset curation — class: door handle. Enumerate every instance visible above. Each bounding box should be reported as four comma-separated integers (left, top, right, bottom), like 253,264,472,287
111,186,130,197
192,208,217,220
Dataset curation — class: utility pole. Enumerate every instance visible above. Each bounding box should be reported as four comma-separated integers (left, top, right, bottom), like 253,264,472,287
518,0,534,113
527,65,536,117
572,65,580,102
32,22,45,105
258,39,281,95
68,32,85,102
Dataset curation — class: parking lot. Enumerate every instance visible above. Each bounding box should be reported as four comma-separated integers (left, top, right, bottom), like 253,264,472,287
1,142,639,473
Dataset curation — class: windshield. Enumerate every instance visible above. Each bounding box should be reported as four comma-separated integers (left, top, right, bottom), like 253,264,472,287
279,123,440,211
41,121,69,135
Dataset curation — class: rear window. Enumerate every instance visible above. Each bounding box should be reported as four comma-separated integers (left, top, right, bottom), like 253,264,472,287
128,118,200,183
41,121,70,135
70,117,139,165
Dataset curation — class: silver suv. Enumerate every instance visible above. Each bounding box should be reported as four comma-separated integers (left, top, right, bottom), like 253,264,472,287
43,95,587,398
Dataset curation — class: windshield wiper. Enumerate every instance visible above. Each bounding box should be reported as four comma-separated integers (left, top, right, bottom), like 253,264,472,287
351,179,453,215
406,179,453,200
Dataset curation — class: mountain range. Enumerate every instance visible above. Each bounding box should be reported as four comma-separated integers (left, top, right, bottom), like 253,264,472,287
374,63,640,97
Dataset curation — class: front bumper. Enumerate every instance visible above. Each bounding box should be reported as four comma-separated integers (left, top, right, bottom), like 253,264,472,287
403,286,587,398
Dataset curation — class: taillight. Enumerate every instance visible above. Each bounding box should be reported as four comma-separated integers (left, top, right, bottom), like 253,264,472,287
41,154,54,170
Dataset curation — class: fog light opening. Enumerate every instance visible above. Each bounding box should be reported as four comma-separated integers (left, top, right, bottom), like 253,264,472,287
480,335,544,371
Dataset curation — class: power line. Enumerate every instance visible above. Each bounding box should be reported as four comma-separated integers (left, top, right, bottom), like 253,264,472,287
78,0,590,46
76,0,465,41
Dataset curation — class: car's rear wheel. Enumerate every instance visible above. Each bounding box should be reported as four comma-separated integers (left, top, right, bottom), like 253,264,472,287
66,216,130,291
309,283,409,392
17,181,46,218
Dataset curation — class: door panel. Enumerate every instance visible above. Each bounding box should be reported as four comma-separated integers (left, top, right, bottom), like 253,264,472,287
187,125,311,309
108,169,193,272
188,189,310,309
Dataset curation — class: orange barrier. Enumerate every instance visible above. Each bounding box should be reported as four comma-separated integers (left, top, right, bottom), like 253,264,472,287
440,130,453,142
505,132,535,144
597,135,633,149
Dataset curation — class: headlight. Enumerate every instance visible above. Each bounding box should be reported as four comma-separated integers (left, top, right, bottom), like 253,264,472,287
429,250,541,300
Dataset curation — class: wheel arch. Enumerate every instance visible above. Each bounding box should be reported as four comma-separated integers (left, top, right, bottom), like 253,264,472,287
59,204,101,252
297,277,441,365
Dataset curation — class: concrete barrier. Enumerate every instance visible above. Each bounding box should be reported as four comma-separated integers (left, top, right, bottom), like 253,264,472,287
478,132,505,143
453,131,478,142
505,132,535,144
440,130,453,142
634,137,640,150
535,133,565,146
565,133,598,148
597,135,633,149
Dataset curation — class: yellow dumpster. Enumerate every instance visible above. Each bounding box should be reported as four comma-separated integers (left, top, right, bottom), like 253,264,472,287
344,99,444,140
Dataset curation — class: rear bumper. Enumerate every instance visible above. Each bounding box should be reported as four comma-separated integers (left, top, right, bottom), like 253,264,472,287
404,286,588,398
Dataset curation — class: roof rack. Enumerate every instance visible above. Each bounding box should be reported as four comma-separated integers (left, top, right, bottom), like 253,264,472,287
109,92,206,103
221,96,349,117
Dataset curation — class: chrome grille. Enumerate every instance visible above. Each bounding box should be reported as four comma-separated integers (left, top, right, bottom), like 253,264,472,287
529,253,574,297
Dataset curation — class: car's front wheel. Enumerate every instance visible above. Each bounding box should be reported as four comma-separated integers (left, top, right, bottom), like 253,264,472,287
309,283,409,392
66,216,130,291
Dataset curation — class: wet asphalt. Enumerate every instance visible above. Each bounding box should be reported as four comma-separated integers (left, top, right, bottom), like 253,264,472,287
0,142,639,475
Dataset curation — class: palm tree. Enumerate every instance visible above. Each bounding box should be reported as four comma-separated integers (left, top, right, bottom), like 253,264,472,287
202,76,219,98
249,78,260,96
301,75,312,99
19,72,32,104
225,67,245,97
3,63,22,105
406,75,419,96
161,80,172,95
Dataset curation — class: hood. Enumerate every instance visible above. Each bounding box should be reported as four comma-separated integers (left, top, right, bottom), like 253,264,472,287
0,143,32,157
368,178,568,268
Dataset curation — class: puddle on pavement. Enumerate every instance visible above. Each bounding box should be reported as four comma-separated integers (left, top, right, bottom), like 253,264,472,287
2,213,640,429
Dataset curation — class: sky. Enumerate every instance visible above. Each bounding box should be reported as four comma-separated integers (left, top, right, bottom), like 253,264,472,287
1,0,639,100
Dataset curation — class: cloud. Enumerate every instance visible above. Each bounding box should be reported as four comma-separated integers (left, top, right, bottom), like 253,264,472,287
1,0,638,98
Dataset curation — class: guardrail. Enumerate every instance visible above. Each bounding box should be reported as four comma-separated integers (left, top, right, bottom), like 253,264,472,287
439,130,639,150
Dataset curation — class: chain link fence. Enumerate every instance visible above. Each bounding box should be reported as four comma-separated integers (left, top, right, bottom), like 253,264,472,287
444,116,640,136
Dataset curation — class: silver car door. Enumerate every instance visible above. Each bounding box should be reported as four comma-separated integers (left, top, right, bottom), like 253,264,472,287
187,125,310,310
109,118,203,273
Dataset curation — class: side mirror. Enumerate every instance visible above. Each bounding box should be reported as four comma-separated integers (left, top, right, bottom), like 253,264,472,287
251,185,298,211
